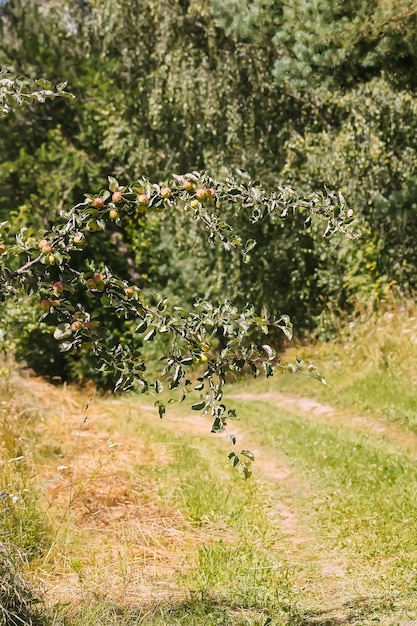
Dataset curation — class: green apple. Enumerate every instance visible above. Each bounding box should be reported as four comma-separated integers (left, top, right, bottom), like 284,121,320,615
183,180,194,192
73,232,86,245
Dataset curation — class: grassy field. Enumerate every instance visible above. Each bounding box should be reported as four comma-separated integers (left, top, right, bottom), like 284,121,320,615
1,307,417,625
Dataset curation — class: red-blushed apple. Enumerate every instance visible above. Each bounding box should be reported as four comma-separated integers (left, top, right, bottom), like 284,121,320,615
112,191,123,204
161,187,172,198
86,277,97,289
38,239,48,249
83,321,93,330
86,274,105,290
93,197,105,209
183,180,194,192
40,298,52,310
195,188,207,200
71,320,83,331
53,281,64,293
138,194,149,206
0,243,6,253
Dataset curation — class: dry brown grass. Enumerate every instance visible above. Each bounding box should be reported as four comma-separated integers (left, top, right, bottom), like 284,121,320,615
14,375,235,610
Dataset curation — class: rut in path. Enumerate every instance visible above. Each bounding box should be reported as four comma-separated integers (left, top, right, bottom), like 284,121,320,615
232,390,417,456
20,376,395,620
155,402,355,614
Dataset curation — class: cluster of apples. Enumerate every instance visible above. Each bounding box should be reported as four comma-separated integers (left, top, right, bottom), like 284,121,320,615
88,180,216,224
38,238,56,264
70,319,93,332
40,280,66,311
35,179,217,314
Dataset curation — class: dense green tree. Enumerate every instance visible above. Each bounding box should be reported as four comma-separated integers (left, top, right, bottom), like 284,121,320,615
2,0,417,381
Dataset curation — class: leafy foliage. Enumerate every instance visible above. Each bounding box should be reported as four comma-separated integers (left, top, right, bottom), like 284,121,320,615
0,171,346,473
1,0,416,328
0,66,72,117
1,0,417,454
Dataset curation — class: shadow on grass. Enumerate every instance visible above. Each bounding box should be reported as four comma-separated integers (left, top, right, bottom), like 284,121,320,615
291,592,416,626
53,591,417,625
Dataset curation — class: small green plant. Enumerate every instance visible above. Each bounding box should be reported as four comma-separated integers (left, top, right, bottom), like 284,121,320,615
0,368,52,560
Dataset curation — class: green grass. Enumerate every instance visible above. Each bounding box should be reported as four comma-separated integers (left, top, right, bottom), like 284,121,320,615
4,303,417,625
104,399,297,623
232,398,417,559
0,366,53,625
237,303,417,434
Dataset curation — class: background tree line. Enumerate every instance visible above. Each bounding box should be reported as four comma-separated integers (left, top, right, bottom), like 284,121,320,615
1,0,416,383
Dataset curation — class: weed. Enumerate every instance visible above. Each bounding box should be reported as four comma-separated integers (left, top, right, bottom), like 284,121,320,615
0,542,51,626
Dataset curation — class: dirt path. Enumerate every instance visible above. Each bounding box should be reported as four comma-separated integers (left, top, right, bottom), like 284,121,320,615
142,404,354,616
232,390,417,457
21,376,413,622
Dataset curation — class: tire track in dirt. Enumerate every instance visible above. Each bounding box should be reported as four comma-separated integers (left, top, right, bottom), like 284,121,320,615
151,404,353,615
20,376,388,619
232,391,417,457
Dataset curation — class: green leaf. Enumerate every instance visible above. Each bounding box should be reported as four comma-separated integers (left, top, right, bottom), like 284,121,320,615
60,341,74,353
244,239,257,253
211,416,224,433
144,328,156,341
277,315,293,340
36,78,51,89
173,364,183,384
154,401,165,418
191,400,206,411
240,449,255,462
53,323,72,340
262,344,276,360
135,320,148,333
228,452,240,467
108,176,119,192
242,464,252,479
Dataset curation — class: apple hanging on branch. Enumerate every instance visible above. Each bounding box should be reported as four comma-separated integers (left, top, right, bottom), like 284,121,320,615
0,171,355,477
